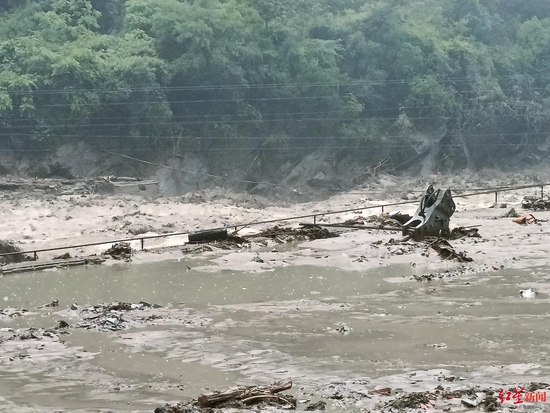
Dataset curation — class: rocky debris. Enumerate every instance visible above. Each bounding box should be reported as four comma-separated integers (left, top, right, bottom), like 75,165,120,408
155,380,296,412
0,239,31,264
521,196,550,210
425,238,473,262
103,242,132,260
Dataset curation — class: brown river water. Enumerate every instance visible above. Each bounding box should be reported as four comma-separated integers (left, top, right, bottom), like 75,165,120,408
0,258,549,412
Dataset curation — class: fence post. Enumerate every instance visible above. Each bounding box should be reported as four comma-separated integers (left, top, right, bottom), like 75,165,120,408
494,191,498,204
33,252,37,261
541,185,544,199
141,239,144,250
381,205,385,213
313,215,317,224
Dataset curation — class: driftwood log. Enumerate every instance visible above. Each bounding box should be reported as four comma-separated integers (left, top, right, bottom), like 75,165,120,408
197,379,293,408
302,222,403,231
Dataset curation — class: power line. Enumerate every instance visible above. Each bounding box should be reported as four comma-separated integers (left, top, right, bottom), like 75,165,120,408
4,113,548,129
2,86,548,108
0,143,545,153
2,132,547,141
3,132,550,143
0,132,550,145
1,105,443,124
4,74,550,95
2,115,549,132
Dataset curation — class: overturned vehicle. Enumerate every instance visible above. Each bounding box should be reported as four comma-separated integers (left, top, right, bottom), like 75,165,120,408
402,185,456,241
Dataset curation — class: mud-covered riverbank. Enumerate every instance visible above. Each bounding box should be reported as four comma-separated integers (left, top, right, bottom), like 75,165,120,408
1,173,550,412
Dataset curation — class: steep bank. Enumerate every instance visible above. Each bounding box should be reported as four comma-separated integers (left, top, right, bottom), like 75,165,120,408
1,142,549,200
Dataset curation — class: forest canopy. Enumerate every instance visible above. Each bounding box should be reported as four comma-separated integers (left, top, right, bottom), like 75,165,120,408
1,0,550,171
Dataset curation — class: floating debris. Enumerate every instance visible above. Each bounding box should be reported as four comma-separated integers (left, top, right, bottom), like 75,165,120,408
37,300,59,309
74,301,163,331
335,324,352,334
155,380,296,412
519,288,539,298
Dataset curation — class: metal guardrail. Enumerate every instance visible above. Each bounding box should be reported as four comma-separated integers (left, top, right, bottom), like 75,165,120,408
0,182,546,260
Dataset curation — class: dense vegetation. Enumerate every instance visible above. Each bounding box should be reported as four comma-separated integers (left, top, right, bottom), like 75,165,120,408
2,0,550,172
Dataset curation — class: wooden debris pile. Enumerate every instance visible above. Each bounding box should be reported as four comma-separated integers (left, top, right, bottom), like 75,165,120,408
521,196,550,210
449,226,481,240
247,224,339,243
344,212,411,228
73,301,162,332
425,238,473,262
154,380,297,412
374,386,501,412
103,242,132,260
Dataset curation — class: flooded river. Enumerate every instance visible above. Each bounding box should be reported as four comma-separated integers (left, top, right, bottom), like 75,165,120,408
0,258,549,412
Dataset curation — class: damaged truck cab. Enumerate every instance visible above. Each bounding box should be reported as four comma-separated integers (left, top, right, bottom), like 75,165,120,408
402,185,456,241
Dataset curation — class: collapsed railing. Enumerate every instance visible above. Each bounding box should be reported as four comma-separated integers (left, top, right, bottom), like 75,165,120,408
0,182,546,261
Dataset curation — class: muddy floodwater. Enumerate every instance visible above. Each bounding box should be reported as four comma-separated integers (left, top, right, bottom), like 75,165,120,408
0,257,549,412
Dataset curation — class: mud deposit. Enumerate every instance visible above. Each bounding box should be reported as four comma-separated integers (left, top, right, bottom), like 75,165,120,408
0,254,548,412
1,177,550,412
